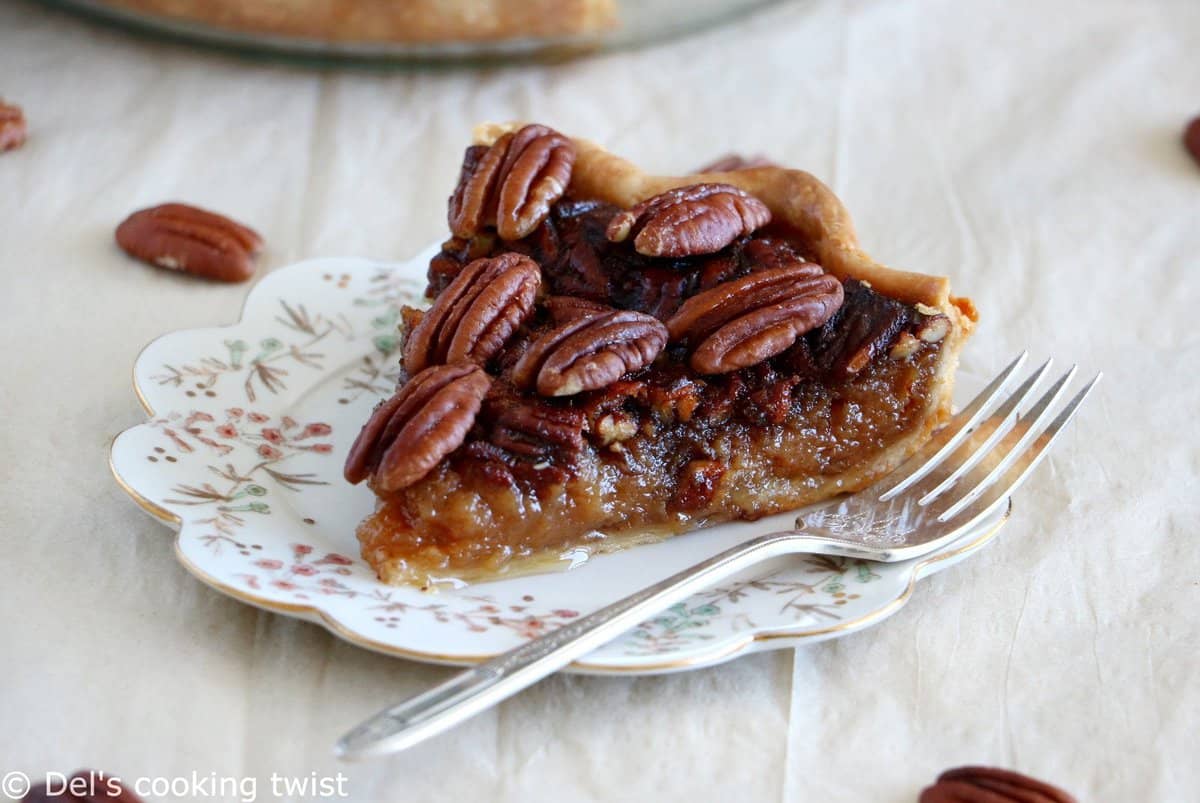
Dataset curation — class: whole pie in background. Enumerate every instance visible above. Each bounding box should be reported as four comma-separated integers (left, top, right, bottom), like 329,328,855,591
91,0,618,42
344,122,977,587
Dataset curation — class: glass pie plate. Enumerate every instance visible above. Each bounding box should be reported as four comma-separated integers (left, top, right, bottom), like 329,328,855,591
109,248,1012,676
40,0,787,62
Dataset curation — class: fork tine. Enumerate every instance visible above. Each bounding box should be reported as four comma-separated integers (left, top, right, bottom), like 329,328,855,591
935,370,1098,523
879,351,1029,500
914,357,1055,506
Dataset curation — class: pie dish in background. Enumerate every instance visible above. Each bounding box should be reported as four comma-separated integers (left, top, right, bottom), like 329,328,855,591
89,0,619,43
346,123,977,587
42,0,785,60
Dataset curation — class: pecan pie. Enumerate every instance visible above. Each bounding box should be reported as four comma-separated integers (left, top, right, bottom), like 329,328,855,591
346,123,977,587
93,0,616,43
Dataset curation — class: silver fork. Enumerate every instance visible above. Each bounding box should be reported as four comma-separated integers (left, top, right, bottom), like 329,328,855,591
335,353,1099,760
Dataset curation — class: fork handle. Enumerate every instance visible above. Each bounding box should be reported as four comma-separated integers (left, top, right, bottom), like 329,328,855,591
335,530,812,760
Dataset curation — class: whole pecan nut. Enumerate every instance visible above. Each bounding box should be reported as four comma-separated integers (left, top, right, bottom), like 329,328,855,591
403,252,541,374
0,99,28,152
543,294,611,323
511,306,668,397
920,766,1077,803
448,124,576,241
605,183,772,258
487,395,586,457
115,203,263,282
1185,116,1200,168
666,263,844,374
343,364,491,492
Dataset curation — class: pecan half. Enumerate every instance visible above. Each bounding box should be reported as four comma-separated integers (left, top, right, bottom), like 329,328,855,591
448,124,576,241
810,279,915,379
543,294,610,323
666,263,844,374
115,203,263,282
403,252,541,374
1185,116,1200,168
605,183,772,258
511,308,668,397
343,364,491,492
427,232,498,296
920,766,1077,803
0,99,27,152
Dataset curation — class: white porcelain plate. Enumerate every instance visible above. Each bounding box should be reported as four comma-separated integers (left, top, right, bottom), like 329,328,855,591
110,249,1009,675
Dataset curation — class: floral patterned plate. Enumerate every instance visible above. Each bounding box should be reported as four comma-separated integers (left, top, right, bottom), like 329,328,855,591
109,249,1010,675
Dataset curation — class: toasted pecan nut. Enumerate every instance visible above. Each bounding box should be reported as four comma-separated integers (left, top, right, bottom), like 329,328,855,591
920,766,1077,803
916,314,951,343
115,203,263,282
666,263,844,374
1185,116,1200,168
543,294,611,323
0,99,27,152
403,252,541,374
449,124,576,241
888,331,921,360
511,307,668,397
488,395,586,457
605,183,772,258
344,364,491,492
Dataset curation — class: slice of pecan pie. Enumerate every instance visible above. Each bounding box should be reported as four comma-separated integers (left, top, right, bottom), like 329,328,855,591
345,123,977,587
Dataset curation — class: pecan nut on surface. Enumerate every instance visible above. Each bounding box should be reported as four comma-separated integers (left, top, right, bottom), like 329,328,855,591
920,766,1077,803
1185,116,1200,168
403,252,541,374
666,263,844,374
115,202,263,282
448,124,577,241
0,99,28,152
511,306,668,397
344,364,491,492
605,183,772,258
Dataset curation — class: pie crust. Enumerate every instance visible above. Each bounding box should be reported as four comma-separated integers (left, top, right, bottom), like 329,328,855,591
95,0,618,43
351,123,977,587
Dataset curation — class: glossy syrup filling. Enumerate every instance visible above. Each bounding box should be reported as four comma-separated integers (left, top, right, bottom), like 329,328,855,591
358,198,950,587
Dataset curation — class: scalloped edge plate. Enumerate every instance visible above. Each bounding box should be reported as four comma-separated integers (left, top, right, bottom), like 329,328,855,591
109,250,1009,675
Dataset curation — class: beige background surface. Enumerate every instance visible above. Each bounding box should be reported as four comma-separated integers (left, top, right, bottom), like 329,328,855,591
2,1,1197,801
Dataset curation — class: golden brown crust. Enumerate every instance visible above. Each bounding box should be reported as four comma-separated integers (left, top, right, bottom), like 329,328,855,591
97,0,618,43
